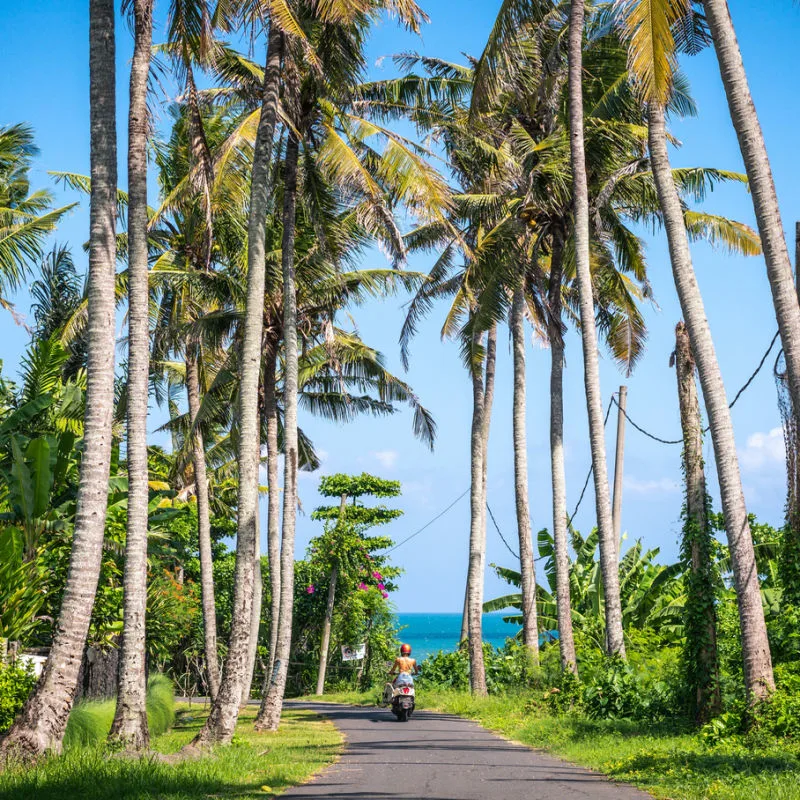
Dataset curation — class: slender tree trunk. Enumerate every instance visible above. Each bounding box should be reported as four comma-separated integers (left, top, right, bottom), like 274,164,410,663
648,103,773,701
263,345,281,680
255,132,301,731
674,321,721,722
467,326,488,696
703,0,800,427
185,351,220,701
548,234,578,674
316,493,348,695
109,0,153,750
192,25,283,746
0,0,117,758
315,567,338,696
241,513,262,705
567,0,625,657
511,285,539,659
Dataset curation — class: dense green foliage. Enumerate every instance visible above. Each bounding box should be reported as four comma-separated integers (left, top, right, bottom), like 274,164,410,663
0,660,36,734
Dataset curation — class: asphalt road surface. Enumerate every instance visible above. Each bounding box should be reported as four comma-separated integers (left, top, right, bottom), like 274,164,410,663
284,702,650,800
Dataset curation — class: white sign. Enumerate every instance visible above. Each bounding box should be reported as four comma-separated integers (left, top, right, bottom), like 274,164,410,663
341,643,366,661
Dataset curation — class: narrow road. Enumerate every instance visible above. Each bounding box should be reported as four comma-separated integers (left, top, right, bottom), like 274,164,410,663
285,702,650,800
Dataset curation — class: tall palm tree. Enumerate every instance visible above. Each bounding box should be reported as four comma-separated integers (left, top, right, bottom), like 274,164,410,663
510,282,540,658
191,3,285,739
110,0,155,750
702,0,800,429
673,320,721,721
568,0,625,657
0,0,118,757
615,0,774,700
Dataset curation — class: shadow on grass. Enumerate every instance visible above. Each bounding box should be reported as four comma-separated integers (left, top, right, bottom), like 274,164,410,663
606,747,800,783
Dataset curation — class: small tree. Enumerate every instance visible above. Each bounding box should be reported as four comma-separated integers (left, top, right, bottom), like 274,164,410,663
309,473,402,695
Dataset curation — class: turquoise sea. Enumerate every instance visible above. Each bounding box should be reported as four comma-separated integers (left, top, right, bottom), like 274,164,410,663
395,612,520,661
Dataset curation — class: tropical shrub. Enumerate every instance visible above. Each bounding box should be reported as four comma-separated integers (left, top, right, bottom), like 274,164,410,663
63,674,175,747
0,659,37,733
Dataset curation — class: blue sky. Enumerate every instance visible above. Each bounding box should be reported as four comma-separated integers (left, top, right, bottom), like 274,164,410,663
1,0,796,612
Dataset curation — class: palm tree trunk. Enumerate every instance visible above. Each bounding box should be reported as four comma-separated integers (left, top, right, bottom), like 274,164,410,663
263,344,281,680
548,233,578,674
315,566,338,696
674,321,721,722
109,0,154,750
511,285,539,660
240,513,262,706
255,132,301,732
703,0,800,426
185,350,220,701
567,0,625,658
467,325,488,696
0,0,118,758
192,24,283,746
648,103,773,701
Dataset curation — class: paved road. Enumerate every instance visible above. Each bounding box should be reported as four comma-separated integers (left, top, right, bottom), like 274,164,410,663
284,702,650,800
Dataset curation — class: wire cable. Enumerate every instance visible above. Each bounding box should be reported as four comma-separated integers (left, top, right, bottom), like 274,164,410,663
386,487,470,553
486,502,519,560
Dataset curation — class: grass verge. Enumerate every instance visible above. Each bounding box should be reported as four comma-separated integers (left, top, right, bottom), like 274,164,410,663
310,689,800,800
0,703,341,800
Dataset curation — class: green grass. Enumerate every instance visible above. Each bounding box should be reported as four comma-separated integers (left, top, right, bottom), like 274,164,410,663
311,689,800,800
0,703,342,800
64,674,175,748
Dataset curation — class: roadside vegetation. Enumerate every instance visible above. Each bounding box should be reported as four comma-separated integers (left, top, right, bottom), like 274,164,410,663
0,704,341,800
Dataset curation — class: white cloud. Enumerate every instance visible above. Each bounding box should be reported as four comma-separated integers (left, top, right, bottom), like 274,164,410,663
624,476,680,495
738,427,785,471
372,449,398,469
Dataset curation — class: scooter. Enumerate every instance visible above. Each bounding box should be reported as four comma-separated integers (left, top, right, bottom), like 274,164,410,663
382,674,416,722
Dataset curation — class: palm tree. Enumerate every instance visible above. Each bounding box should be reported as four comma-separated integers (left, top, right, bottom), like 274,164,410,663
673,320,721,722
615,0,774,701
568,0,625,658
0,0,118,757
702,0,800,430
110,0,155,750
0,125,75,318
149,105,251,705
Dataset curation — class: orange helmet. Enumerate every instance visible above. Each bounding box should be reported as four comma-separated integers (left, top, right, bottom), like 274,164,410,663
400,643,412,656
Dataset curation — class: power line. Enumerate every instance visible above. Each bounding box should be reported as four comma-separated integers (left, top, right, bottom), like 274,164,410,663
486,502,519,560
386,487,470,553
615,329,780,446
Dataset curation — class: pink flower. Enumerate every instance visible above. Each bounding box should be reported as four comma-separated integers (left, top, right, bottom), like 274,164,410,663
306,585,315,594
372,571,382,580
377,582,385,590
358,582,368,591
381,591,389,599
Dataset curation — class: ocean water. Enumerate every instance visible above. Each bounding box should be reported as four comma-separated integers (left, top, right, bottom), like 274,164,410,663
396,612,520,661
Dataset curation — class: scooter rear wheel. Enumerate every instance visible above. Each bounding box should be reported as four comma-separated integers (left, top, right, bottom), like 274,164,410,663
397,707,409,722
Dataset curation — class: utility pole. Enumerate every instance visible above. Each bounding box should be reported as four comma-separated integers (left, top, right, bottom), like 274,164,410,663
611,385,627,561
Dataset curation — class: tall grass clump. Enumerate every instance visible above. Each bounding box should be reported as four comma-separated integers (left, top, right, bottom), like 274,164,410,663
63,674,174,748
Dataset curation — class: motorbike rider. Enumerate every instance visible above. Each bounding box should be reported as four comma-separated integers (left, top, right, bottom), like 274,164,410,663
388,643,419,687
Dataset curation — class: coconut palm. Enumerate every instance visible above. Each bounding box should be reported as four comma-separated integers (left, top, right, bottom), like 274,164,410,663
110,0,155,750
0,125,75,318
702,0,800,437
614,0,774,701
567,0,625,657
0,0,118,758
